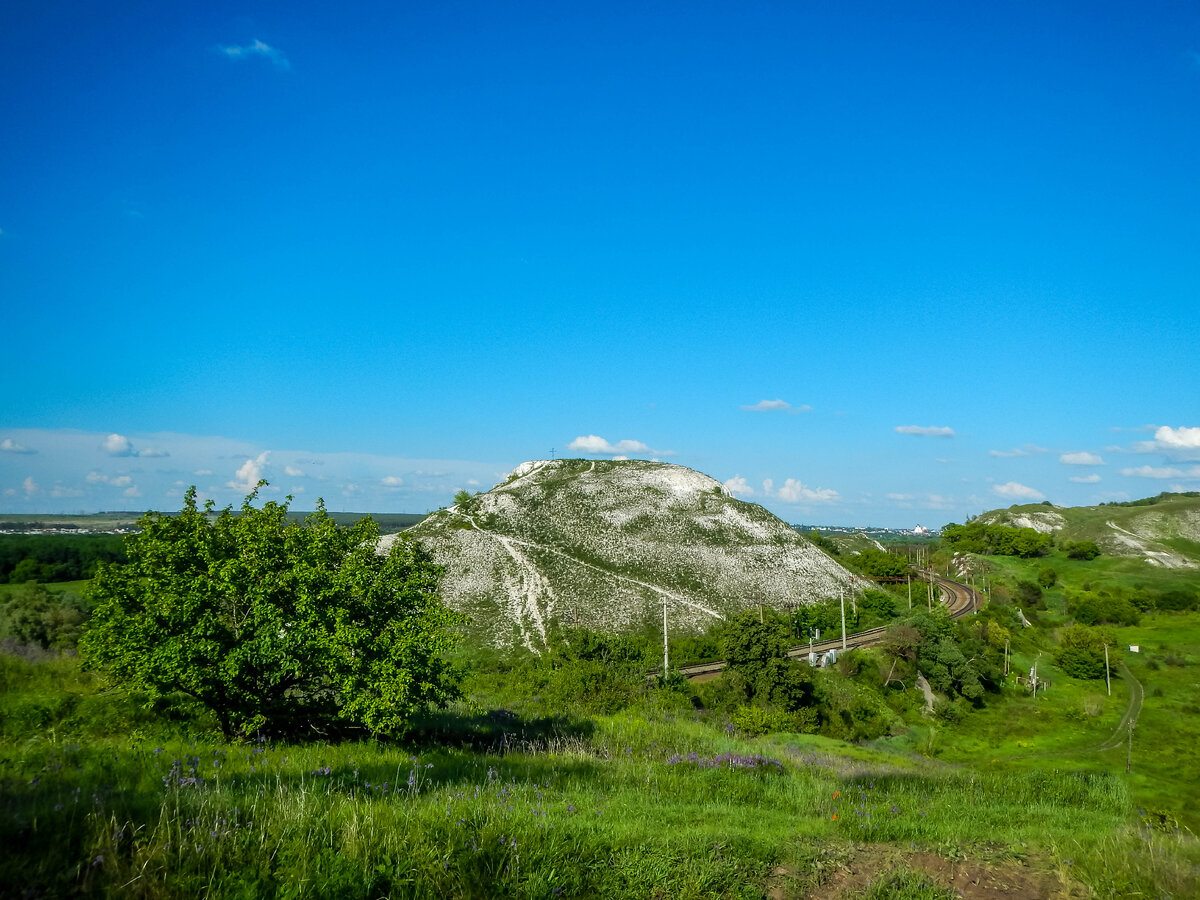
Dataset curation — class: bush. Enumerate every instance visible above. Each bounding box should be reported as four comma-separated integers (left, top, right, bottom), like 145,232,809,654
1037,567,1058,588
729,704,817,736
1158,590,1198,611
1066,540,1101,560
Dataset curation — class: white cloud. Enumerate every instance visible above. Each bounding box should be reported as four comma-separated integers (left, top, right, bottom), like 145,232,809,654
85,471,107,483
139,447,169,458
1155,425,1200,449
1059,451,1105,466
110,475,132,487
992,481,1045,500
381,476,404,487
227,452,270,491
1070,474,1102,484
123,485,142,498
774,478,839,504
0,438,34,454
567,435,673,456
194,469,213,476
285,466,305,477
22,476,38,496
1119,465,1200,479
218,39,290,70
895,425,955,438
103,433,135,456
740,399,811,413
723,475,753,496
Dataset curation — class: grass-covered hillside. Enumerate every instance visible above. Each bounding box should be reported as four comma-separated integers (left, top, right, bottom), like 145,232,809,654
978,492,1200,568
395,459,861,651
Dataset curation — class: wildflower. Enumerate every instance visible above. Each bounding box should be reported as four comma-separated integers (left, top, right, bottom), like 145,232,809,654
832,791,841,800
831,814,838,821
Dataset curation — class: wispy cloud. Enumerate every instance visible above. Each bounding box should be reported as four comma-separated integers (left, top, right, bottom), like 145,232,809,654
284,466,305,477
895,425,955,438
0,438,35,454
567,435,674,457
740,399,811,413
989,444,1047,458
218,39,290,70
992,481,1045,500
1120,465,1200,479
381,475,404,487
22,476,38,496
1059,451,1105,466
1070,474,1102,484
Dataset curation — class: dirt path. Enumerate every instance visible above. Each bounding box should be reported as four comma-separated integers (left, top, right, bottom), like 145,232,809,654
1095,663,1143,751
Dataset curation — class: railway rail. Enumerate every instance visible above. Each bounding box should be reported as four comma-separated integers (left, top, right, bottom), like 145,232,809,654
660,573,980,681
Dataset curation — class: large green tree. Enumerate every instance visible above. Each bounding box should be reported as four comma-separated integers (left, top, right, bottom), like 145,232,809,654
80,485,464,740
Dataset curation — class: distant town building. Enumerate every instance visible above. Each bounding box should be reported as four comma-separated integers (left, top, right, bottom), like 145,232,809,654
912,524,930,535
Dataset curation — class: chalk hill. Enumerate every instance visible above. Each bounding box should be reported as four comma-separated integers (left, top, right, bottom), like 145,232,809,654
977,493,1200,569
388,459,860,650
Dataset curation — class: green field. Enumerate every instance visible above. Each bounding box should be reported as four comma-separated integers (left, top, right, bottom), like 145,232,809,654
5,654,1197,898
4,512,1200,897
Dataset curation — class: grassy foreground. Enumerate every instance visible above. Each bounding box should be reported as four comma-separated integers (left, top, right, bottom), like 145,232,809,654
3,656,1198,898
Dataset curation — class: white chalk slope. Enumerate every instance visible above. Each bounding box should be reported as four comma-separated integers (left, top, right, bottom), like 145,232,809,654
390,459,860,650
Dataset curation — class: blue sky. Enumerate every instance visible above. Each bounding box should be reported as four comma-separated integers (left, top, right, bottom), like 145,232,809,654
2,1,1198,527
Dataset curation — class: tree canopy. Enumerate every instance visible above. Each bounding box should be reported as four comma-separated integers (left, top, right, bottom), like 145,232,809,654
80,485,464,740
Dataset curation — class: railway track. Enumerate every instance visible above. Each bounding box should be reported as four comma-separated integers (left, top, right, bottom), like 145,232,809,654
663,573,980,680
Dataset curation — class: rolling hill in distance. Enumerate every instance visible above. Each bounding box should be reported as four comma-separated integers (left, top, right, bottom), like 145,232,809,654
977,492,1200,569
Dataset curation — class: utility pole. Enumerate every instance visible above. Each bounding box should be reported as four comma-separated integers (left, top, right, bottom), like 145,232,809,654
1126,721,1134,774
1004,638,1010,676
1104,645,1111,696
840,591,847,650
907,575,912,611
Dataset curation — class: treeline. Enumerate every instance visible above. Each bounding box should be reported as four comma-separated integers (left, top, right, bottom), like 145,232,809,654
942,522,1054,557
1099,491,1200,508
0,535,127,584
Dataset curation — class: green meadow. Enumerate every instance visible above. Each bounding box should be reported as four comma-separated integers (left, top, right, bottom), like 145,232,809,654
4,527,1200,897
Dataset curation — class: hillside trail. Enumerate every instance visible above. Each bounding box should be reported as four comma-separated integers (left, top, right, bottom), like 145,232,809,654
1095,663,1143,751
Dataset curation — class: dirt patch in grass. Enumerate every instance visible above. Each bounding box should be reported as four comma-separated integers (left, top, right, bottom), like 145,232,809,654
767,843,1085,900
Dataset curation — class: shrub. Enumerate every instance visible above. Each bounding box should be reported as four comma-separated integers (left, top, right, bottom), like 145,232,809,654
1066,540,1102,560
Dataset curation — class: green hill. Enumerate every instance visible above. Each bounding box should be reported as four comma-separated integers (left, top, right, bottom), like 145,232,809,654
391,458,861,650
977,493,1200,568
